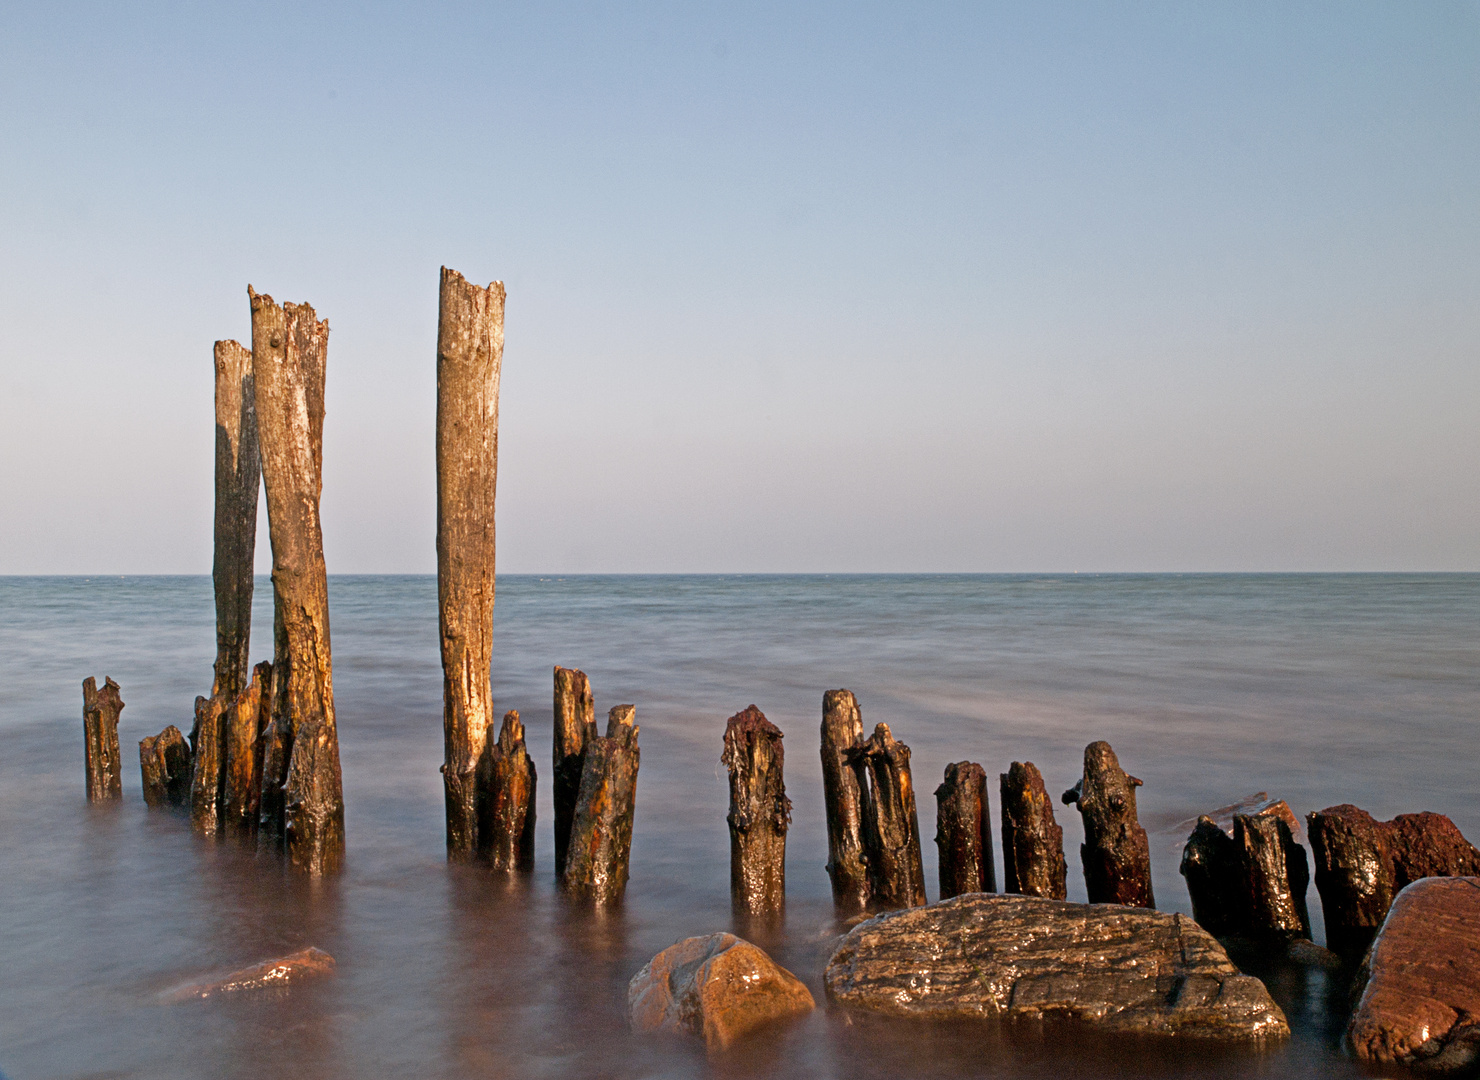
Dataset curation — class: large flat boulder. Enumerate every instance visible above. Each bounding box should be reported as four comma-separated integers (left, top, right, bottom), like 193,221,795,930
1348,877,1480,1073
824,894,1287,1041
629,933,815,1050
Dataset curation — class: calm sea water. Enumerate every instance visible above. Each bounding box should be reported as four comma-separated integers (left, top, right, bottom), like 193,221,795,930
1,574,1477,1080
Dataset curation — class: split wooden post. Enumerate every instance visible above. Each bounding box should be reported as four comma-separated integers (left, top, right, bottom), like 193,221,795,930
553,665,596,876
211,339,260,704
480,709,536,872
82,676,124,801
140,725,192,808
1000,761,1067,899
1180,799,1311,942
722,705,791,916
562,705,641,905
221,661,270,839
435,267,505,861
189,694,225,834
1062,741,1154,908
858,722,927,909
248,286,344,875
935,761,995,898
820,689,871,911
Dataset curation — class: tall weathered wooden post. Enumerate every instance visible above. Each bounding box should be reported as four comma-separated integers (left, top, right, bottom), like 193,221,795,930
821,689,871,911
435,267,506,861
248,286,344,876
211,339,261,704
82,676,124,801
722,705,791,916
553,665,595,876
563,705,641,905
858,722,927,909
1000,761,1067,899
935,761,995,898
1062,741,1154,908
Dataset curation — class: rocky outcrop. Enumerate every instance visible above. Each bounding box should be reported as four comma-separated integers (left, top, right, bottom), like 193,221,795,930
1179,798,1311,943
824,894,1288,1041
1348,877,1480,1073
629,933,815,1050
164,947,335,1002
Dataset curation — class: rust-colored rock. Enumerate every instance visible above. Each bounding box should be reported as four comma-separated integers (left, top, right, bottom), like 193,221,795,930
164,946,336,1002
140,725,192,808
553,665,595,877
722,706,791,917
935,761,995,899
1348,877,1480,1073
82,676,124,802
999,761,1066,899
562,705,640,905
628,932,815,1050
479,709,536,872
1179,798,1311,942
820,689,870,912
1062,741,1154,908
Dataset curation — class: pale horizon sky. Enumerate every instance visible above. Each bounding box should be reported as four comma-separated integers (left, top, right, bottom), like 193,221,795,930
2,3,1477,574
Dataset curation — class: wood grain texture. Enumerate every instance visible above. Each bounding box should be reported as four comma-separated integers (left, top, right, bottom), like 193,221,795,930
563,706,641,905
723,705,791,916
82,676,124,802
1000,761,1067,900
553,665,596,876
821,689,871,911
211,339,260,704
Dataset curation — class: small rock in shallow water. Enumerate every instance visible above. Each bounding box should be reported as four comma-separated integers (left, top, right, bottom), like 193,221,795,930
164,947,335,1001
628,932,814,1050
825,894,1288,1041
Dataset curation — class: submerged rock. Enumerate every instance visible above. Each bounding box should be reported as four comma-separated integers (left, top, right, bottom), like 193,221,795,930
1348,877,1480,1073
628,932,814,1050
164,947,335,1001
824,894,1288,1041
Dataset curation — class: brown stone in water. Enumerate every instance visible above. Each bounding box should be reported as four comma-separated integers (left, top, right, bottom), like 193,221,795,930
1062,741,1154,908
479,709,536,872
722,705,791,917
435,268,505,862
562,705,640,905
140,725,192,808
82,676,124,802
935,761,996,899
1308,804,1480,954
210,339,260,706
1348,877,1480,1073
164,946,336,1002
221,661,270,839
821,689,871,912
824,893,1288,1040
857,723,927,910
999,761,1067,900
553,665,596,877
628,932,815,1050
1179,799,1311,943
249,287,344,875
189,694,226,835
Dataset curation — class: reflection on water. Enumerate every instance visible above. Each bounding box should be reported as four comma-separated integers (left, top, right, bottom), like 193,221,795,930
1,574,1477,1078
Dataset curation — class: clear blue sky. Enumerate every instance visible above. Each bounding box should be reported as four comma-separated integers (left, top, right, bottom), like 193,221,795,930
2,2,1476,572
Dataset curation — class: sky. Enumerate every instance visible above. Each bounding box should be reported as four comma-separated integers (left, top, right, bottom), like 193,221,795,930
1,2,1476,573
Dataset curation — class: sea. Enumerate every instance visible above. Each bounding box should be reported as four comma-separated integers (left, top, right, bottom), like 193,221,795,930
1,573,1476,1080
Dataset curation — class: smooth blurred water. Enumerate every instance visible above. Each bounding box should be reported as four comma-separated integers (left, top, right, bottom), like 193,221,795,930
1,574,1477,1079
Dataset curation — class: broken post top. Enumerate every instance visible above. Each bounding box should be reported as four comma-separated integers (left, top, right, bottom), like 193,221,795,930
822,689,862,742
84,676,124,717
607,704,637,740
722,705,784,760
497,709,524,752
1062,740,1142,812
554,666,596,752
858,722,908,763
248,286,329,499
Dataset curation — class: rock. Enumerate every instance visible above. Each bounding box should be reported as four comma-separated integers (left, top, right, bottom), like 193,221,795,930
824,894,1288,1041
164,947,335,1001
628,932,815,1050
1348,877,1480,1073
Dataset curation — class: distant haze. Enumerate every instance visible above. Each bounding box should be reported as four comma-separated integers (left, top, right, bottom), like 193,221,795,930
1,3,1476,573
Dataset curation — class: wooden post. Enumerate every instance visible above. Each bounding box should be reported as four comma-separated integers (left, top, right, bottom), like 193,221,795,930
1000,761,1067,899
858,722,927,910
211,339,260,704
1062,741,1154,908
221,661,270,838
248,286,344,875
480,709,536,872
935,761,995,898
553,665,595,876
189,694,225,834
140,725,192,808
436,267,505,862
82,676,124,801
1180,800,1311,942
820,689,871,911
562,705,641,905
722,705,791,916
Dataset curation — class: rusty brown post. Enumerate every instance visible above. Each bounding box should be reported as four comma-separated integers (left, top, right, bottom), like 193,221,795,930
1000,761,1067,899
553,665,596,876
140,725,192,808
1062,741,1154,908
722,705,791,917
480,709,536,872
858,722,927,909
211,339,260,705
821,689,871,911
935,761,995,898
82,676,124,802
563,705,641,905
221,661,270,839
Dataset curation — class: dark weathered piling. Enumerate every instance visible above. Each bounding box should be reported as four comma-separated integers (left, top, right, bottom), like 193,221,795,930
221,661,270,839
140,725,192,808
1062,741,1154,908
935,761,995,899
821,689,871,911
722,705,791,916
480,710,536,872
249,286,344,875
553,665,596,877
211,339,260,705
435,268,505,862
858,723,927,910
1180,799,1310,942
82,676,124,802
562,705,641,905
1308,804,1480,954
189,694,226,834
999,761,1067,899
